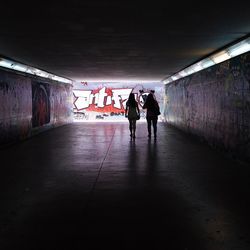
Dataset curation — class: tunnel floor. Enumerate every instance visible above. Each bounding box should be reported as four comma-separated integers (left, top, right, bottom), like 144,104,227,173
0,122,250,250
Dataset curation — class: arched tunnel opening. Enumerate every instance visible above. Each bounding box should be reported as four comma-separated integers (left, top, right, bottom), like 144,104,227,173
72,81,165,122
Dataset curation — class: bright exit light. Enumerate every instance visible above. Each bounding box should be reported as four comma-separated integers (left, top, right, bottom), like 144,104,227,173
0,58,72,84
163,36,250,85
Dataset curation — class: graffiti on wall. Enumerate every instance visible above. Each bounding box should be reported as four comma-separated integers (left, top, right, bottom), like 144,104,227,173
74,87,132,111
32,82,50,127
73,86,154,120
164,52,250,161
0,67,73,146
0,73,32,145
51,84,73,124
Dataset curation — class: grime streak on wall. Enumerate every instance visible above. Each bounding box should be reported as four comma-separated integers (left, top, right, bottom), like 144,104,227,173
0,72,32,145
32,82,50,127
51,84,73,125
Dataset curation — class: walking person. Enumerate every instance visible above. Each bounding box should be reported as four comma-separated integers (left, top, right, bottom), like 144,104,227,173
142,92,160,138
125,93,140,138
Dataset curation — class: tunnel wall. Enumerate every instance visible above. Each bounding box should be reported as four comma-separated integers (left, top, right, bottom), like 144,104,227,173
164,52,250,162
0,68,73,146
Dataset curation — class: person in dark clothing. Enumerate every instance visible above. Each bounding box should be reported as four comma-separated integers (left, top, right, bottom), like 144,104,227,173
125,93,140,138
142,93,160,138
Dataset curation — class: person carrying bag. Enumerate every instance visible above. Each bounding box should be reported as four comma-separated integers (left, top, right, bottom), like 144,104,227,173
142,93,160,138
125,93,140,138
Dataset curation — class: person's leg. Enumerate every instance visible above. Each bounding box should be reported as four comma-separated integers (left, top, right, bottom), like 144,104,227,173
129,119,133,136
147,118,152,137
153,118,158,137
132,120,136,138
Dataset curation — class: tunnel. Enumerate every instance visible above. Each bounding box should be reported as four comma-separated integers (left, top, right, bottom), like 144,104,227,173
1,2,250,250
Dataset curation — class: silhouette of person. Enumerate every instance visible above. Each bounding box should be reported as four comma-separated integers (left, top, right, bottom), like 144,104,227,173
125,93,140,138
142,92,160,138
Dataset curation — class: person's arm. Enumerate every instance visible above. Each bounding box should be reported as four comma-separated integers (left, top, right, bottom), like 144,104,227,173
136,103,140,114
155,100,159,108
125,104,128,117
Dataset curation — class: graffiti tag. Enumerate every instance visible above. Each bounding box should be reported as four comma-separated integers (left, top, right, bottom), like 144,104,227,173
73,87,133,111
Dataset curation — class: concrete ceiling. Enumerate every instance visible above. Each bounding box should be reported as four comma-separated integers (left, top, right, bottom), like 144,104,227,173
0,1,250,82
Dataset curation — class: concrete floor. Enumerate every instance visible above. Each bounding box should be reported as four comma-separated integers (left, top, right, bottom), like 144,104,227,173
0,122,250,250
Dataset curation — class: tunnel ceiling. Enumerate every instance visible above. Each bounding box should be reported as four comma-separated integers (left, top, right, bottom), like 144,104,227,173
0,1,250,82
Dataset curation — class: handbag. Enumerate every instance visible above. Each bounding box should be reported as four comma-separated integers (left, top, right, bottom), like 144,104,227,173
136,113,140,120
155,103,161,115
